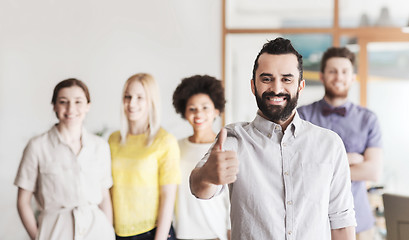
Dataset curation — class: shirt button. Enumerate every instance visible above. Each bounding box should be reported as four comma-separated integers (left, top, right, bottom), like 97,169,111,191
282,143,287,147
275,125,280,131
288,231,292,235
287,200,293,205
284,171,289,176
268,133,272,138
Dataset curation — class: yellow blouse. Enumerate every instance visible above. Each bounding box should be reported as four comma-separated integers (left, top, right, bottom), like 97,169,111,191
108,128,180,237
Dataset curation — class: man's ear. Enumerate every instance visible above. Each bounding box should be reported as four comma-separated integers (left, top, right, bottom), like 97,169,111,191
319,72,325,84
251,79,255,96
299,79,306,93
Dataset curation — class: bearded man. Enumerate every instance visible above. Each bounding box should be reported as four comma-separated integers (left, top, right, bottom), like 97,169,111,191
190,38,357,240
298,47,382,240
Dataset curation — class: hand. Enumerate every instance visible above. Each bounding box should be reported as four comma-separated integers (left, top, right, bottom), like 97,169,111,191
200,128,239,185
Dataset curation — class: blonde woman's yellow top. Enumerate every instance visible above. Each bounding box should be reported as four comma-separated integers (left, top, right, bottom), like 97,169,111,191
108,128,180,237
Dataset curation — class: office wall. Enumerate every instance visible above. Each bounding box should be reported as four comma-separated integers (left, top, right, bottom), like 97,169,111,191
0,1,221,239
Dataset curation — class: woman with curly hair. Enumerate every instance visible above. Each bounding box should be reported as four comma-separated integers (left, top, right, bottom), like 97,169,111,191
172,75,230,240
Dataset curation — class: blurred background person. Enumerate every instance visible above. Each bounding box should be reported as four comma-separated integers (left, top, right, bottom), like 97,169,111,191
298,47,382,240
15,78,115,240
109,73,180,240
172,75,231,240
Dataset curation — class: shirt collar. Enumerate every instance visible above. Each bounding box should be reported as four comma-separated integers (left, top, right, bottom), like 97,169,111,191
291,111,301,138
49,124,90,148
252,111,301,139
48,125,61,148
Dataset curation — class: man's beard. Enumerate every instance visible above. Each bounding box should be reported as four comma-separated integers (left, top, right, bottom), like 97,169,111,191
324,87,348,99
254,86,299,122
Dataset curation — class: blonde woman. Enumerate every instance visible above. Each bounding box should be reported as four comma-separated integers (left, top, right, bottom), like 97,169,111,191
109,73,180,240
15,78,115,240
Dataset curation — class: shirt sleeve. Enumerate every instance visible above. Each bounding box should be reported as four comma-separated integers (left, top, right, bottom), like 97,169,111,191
328,135,357,229
158,133,181,185
14,139,39,192
366,112,382,148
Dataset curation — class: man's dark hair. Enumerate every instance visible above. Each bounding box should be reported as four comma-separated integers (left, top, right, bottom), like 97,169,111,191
173,75,226,119
320,47,355,73
252,37,303,82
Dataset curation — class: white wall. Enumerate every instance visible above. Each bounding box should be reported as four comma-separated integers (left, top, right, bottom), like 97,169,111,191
0,1,221,239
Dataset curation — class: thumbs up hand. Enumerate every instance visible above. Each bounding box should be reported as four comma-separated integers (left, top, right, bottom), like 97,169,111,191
213,126,227,152
201,128,239,185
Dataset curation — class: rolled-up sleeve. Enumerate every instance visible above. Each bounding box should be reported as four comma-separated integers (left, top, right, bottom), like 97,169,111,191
14,139,38,192
158,134,181,185
328,137,357,229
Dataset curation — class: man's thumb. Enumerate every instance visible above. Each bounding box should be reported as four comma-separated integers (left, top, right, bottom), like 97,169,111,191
214,128,227,152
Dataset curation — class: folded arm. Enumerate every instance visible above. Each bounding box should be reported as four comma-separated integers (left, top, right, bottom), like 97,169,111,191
349,147,382,182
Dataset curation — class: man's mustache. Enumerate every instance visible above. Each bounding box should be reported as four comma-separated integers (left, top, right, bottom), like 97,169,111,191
261,91,290,100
